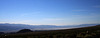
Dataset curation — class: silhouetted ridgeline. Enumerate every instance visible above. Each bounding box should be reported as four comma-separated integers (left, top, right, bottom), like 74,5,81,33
17,29,33,33
0,32,4,35
0,25,100,38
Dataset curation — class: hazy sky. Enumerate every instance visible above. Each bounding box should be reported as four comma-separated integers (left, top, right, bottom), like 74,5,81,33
0,0,100,25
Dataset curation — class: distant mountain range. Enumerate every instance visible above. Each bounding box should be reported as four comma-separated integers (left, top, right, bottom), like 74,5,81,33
0,23,99,32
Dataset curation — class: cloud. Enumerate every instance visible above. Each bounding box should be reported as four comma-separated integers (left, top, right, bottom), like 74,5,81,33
43,18,64,21
19,12,41,17
0,20,32,24
72,10,86,11
93,5,100,8
73,13,100,19
20,13,29,16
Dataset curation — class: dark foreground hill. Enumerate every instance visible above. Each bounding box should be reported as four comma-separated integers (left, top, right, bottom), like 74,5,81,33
0,25,100,38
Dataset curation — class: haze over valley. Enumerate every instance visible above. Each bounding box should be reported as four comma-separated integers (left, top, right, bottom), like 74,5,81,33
0,23,99,32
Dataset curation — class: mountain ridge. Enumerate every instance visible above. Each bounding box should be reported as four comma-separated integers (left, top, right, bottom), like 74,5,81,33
0,23,99,32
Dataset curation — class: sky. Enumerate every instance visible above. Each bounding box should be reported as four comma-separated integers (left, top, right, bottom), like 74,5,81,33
0,0,100,25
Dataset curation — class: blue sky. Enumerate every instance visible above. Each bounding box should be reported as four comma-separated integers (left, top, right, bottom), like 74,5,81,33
0,0,100,25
